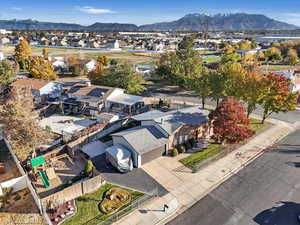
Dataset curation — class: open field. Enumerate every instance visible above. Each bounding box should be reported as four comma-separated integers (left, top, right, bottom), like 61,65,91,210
0,45,158,65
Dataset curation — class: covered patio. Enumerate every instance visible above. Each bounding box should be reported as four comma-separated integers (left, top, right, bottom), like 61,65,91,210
106,93,145,115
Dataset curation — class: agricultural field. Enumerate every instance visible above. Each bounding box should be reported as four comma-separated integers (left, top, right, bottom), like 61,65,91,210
0,45,158,65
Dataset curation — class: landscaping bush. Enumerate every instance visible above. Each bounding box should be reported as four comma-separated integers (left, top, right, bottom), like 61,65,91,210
3,187,13,196
184,141,192,150
171,148,179,157
84,160,94,177
178,145,186,153
190,138,196,147
0,187,13,210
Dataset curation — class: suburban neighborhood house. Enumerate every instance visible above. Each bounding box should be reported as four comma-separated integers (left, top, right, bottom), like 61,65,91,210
11,78,63,104
67,83,146,116
106,107,212,168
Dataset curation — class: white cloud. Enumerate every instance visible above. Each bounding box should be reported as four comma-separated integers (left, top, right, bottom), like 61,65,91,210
78,6,114,14
286,13,300,18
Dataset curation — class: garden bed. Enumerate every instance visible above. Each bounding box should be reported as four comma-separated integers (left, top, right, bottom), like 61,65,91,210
99,188,132,215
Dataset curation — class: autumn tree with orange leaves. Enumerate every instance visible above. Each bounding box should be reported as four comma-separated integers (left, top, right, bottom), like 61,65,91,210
209,97,255,144
259,73,298,123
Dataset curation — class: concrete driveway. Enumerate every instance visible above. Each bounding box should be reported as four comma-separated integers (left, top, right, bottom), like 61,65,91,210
92,154,168,197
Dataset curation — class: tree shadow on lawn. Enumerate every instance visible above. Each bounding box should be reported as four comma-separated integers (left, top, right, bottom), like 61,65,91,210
253,201,300,225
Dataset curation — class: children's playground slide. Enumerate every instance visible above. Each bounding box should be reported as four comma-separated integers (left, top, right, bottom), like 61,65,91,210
39,170,50,188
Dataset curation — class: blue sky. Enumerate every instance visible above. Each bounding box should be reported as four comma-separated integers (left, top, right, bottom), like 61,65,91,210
1,0,300,26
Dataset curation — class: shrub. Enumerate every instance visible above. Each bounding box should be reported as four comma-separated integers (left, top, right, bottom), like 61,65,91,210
84,160,94,176
185,141,192,150
178,145,186,153
171,148,179,157
190,138,197,147
3,187,13,196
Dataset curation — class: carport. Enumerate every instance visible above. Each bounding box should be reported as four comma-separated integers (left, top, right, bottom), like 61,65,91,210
81,140,108,158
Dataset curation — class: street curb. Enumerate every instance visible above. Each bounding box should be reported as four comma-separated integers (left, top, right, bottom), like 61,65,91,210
158,123,297,225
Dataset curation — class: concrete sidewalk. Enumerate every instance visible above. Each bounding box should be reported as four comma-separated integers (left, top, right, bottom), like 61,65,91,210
113,118,298,225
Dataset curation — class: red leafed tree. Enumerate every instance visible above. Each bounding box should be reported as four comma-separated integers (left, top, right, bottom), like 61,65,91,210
209,96,255,144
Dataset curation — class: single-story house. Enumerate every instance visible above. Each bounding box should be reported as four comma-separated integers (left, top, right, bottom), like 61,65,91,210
85,60,96,72
110,125,168,168
67,83,145,116
67,84,116,115
132,106,212,149
107,106,211,168
11,78,63,103
51,57,67,72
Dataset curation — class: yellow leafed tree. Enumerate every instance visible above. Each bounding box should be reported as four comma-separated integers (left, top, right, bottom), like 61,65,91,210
42,48,49,60
14,39,32,70
29,56,57,80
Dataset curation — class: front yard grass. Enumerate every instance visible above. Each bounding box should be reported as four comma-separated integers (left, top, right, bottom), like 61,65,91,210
179,118,271,171
179,143,222,170
62,184,144,225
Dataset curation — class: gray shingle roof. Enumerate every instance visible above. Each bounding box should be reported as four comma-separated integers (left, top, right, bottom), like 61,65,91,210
133,106,210,135
112,125,168,155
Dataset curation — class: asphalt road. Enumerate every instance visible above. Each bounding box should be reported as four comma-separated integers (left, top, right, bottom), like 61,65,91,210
167,129,300,225
144,84,300,123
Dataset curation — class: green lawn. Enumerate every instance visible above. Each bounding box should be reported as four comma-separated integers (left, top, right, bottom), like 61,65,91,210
62,184,144,225
179,143,222,170
179,119,270,171
202,56,221,63
249,118,267,132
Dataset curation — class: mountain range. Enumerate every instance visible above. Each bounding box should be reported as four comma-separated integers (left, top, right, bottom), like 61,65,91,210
0,13,298,31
